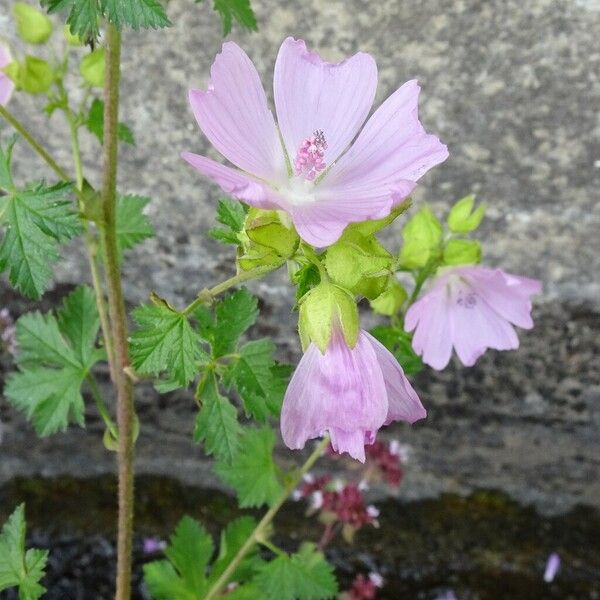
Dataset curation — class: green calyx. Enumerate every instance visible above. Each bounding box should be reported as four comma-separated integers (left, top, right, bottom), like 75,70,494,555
298,283,358,353
370,278,408,316
13,2,53,45
4,56,54,94
237,208,299,271
398,205,443,269
447,194,486,233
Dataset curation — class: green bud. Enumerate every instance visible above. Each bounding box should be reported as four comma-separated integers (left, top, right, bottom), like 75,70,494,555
442,238,481,265
237,248,281,271
298,283,358,353
370,279,408,316
7,55,54,94
80,48,105,88
63,24,83,46
447,194,486,233
245,209,299,257
325,231,392,300
13,3,53,45
398,205,443,269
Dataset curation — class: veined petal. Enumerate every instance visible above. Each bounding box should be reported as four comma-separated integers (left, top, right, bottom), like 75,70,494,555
274,37,377,166
364,332,427,424
323,80,448,210
181,152,281,209
188,42,286,182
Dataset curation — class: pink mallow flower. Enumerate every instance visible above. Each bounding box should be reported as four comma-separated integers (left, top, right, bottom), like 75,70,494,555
281,329,426,462
183,38,448,248
405,266,542,370
0,44,15,106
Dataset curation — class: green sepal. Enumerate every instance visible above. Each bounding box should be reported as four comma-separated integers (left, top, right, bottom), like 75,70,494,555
298,283,358,352
398,205,443,269
80,48,105,88
442,238,481,266
447,194,485,233
13,3,53,44
370,279,408,316
344,197,412,237
6,56,54,94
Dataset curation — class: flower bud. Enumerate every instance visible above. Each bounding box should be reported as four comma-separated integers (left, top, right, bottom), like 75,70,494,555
442,238,481,266
298,283,358,352
80,48,105,88
447,194,486,233
398,205,442,269
13,3,53,45
370,279,407,316
5,55,54,94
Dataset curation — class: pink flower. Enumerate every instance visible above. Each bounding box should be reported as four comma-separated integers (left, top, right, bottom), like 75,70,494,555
281,328,426,462
182,38,448,247
0,44,15,106
405,266,542,370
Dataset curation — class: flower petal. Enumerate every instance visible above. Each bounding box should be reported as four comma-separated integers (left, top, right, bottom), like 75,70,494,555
364,332,427,424
322,80,448,209
0,45,14,106
188,42,286,181
181,151,281,209
281,331,388,462
274,37,377,166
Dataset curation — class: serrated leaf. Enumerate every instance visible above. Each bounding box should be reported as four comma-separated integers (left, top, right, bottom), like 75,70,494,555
0,179,81,298
100,0,171,29
211,288,258,357
143,516,212,600
215,427,282,508
212,0,257,34
292,262,320,301
4,286,103,435
130,301,206,388
115,194,154,258
43,0,100,42
255,543,337,600
0,504,48,599
209,198,246,245
86,98,136,146
194,373,242,463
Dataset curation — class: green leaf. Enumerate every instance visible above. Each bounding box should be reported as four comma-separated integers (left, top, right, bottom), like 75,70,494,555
0,172,80,298
369,325,423,375
143,516,213,600
0,137,16,190
215,427,282,508
100,0,171,30
86,98,136,146
114,194,154,259
5,286,103,435
255,543,337,600
208,198,246,245
211,288,258,357
0,504,48,599
292,262,320,301
130,299,207,388
211,0,257,35
44,0,100,42
194,373,242,463
447,194,485,233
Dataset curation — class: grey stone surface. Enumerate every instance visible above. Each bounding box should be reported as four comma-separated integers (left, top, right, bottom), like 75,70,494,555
1,0,599,513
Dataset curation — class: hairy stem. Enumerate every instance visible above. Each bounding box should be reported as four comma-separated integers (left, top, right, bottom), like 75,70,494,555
99,23,135,600
183,261,285,315
204,436,330,600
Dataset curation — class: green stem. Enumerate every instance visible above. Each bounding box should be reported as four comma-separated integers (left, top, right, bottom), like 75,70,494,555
99,23,135,600
0,105,69,180
203,436,330,600
86,374,118,439
182,261,285,316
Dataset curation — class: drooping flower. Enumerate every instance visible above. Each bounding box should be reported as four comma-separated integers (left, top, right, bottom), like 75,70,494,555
281,328,426,462
405,265,542,370
183,38,448,247
0,44,15,106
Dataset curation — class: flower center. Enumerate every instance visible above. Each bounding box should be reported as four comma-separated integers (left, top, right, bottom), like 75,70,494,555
456,290,478,308
294,130,327,181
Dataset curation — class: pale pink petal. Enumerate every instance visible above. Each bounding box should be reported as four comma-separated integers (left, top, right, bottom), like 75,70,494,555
281,331,388,463
405,288,454,370
274,37,377,166
501,271,543,297
364,331,427,424
322,80,448,210
181,152,281,209
0,45,14,106
188,42,286,181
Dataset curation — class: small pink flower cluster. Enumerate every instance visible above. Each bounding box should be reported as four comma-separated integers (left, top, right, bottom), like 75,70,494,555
294,130,328,181
345,573,384,600
365,441,404,487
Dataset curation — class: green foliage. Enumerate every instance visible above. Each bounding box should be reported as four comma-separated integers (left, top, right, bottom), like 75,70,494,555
0,140,80,298
44,0,100,42
370,324,423,375
86,98,135,146
292,262,320,301
0,505,48,600
211,517,261,581
5,286,103,436
215,426,283,508
442,238,481,266
447,194,485,233
255,543,338,600
13,3,53,44
130,296,208,389
114,194,154,258
209,198,246,245
398,205,443,269
196,0,257,35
